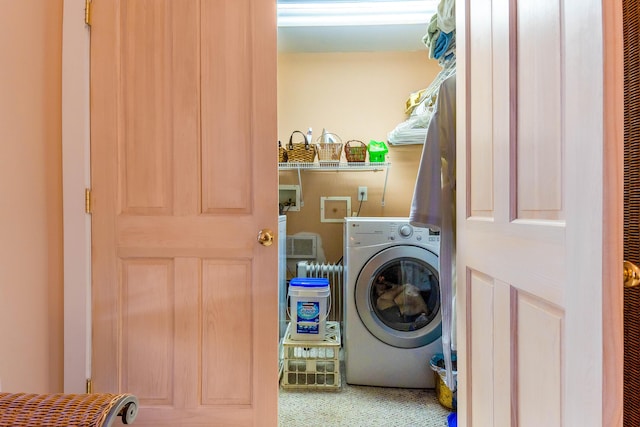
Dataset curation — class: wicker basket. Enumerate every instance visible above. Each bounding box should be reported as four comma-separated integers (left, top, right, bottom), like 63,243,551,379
278,141,288,163
0,392,139,426
315,133,343,166
283,130,316,163
344,140,367,163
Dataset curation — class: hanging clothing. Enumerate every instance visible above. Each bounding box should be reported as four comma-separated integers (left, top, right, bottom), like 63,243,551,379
410,73,456,230
405,88,429,115
409,73,456,390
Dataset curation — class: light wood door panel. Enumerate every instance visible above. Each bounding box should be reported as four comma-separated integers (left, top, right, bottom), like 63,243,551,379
121,259,175,404
516,291,563,427
458,0,623,425
468,0,494,218
90,1,278,425
201,0,253,213
516,0,563,220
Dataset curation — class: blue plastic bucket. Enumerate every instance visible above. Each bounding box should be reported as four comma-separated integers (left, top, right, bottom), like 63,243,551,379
288,278,330,341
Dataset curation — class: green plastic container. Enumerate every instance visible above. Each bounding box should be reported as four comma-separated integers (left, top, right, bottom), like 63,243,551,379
367,140,388,163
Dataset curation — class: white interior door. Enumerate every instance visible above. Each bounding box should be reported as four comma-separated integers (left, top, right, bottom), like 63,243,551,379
89,1,279,425
456,0,623,425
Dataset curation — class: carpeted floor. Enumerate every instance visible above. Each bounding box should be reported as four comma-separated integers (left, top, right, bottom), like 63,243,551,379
278,363,452,427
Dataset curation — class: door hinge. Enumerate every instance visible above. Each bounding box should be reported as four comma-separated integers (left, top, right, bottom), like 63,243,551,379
86,378,93,394
85,0,92,26
85,188,92,214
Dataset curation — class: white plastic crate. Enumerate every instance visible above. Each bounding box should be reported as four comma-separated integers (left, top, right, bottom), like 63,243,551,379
281,321,341,390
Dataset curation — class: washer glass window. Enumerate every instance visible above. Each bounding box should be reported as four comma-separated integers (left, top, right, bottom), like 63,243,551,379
371,257,440,332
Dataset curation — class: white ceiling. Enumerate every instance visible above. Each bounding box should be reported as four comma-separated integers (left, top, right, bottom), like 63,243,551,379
277,23,429,53
275,0,434,53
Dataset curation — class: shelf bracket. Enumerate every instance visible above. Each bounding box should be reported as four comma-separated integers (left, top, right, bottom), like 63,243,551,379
296,165,304,207
381,164,390,206
278,161,391,207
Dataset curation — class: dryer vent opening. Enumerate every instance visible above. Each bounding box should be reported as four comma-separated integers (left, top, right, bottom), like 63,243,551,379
296,261,343,324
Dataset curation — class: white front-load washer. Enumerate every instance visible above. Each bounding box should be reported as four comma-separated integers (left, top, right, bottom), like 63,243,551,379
344,217,442,388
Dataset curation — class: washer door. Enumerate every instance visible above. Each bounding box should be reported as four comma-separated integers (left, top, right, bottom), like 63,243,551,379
355,245,441,348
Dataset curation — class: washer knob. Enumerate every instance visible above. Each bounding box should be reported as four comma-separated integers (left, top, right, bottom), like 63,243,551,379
399,225,413,237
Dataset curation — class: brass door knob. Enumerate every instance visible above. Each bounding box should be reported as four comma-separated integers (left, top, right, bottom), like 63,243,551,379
624,260,640,288
257,229,274,246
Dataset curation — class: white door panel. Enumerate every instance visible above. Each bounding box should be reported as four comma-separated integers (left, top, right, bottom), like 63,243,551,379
457,0,623,425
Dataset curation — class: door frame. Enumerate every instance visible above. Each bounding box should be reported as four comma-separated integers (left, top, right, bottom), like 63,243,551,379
62,0,91,393
602,0,625,422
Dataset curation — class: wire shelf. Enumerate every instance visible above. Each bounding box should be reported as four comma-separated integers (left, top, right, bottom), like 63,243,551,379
278,162,390,171
278,162,391,206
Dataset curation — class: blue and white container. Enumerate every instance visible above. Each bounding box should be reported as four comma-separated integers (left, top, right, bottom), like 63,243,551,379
288,277,331,341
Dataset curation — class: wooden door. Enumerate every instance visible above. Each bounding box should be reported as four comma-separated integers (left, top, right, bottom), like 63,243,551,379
457,0,623,426
89,1,278,425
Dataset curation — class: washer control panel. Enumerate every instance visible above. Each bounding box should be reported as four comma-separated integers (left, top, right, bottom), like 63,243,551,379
345,218,440,249
398,224,413,238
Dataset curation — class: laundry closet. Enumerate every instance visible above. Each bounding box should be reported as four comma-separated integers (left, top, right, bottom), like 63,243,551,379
276,39,444,361
275,4,459,423
277,36,442,274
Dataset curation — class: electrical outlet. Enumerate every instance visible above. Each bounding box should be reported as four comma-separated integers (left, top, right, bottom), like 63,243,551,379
358,186,368,201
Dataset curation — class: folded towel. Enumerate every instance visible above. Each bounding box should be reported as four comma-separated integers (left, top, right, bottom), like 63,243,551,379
444,35,456,59
434,31,454,59
422,13,440,59
437,0,456,33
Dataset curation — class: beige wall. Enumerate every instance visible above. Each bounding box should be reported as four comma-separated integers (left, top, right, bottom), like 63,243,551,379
0,1,64,392
278,51,441,266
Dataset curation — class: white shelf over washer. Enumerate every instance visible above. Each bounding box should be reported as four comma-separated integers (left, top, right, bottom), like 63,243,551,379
278,161,390,171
